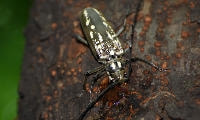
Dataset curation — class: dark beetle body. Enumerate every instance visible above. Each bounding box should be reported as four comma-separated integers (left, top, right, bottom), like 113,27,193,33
77,5,165,120
80,7,126,81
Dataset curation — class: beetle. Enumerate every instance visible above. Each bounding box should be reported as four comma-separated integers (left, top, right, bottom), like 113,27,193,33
76,7,166,120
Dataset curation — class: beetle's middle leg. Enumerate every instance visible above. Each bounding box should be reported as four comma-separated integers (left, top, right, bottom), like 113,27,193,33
114,8,134,38
114,17,127,37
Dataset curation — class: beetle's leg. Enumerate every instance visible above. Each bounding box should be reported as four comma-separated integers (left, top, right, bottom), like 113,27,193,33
86,70,106,103
114,18,127,37
126,1,143,81
83,65,105,90
85,65,105,76
123,40,132,53
129,57,168,71
78,78,128,120
114,7,135,38
90,71,106,88
75,34,89,46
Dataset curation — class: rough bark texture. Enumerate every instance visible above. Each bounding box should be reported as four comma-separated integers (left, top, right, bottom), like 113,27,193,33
19,0,200,120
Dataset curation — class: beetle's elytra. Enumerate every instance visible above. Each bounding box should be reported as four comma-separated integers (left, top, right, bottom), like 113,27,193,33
80,7,126,82
80,7,124,60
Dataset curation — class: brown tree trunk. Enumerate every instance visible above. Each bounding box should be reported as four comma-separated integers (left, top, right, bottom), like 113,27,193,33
19,0,200,120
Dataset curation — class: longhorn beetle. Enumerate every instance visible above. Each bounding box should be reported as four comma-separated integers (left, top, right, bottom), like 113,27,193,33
76,6,167,120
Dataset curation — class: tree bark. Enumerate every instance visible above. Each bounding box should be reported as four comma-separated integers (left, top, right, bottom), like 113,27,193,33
19,0,200,120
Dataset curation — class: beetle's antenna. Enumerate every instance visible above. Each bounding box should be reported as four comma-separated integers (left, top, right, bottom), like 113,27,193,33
128,0,143,78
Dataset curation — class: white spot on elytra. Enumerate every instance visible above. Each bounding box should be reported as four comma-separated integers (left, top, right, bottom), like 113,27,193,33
90,31,93,38
100,15,106,21
97,44,101,49
117,62,122,68
98,33,103,42
103,22,108,27
93,8,101,15
95,38,100,44
84,10,90,26
91,25,95,29
100,55,109,59
110,50,114,55
86,19,90,26
111,62,116,69
83,10,88,17
106,31,113,40
112,34,117,38
116,49,123,55
99,49,103,53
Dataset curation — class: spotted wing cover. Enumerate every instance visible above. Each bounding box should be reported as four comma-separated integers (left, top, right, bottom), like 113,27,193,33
80,7,124,61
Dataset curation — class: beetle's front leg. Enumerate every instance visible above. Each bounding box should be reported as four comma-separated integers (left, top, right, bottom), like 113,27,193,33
90,71,106,88
83,65,105,90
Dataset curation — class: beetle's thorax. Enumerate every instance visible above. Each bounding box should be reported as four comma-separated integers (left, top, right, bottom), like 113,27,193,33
106,58,125,81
